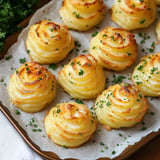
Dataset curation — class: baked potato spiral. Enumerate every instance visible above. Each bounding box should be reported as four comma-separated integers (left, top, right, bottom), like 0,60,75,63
44,102,97,148
8,62,56,113
26,20,74,64
155,0,160,5
132,53,160,97
90,26,137,71
59,0,106,31
58,54,105,99
95,83,148,130
111,0,156,30
156,21,160,42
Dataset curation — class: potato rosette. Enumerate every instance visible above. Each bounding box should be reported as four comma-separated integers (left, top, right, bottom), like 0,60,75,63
58,54,105,99
59,0,106,31
44,102,97,148
8,62,56,113
155,0,160,5
90,26,137,71
95,83,148,130
26,20,74,64
132,53,160,97
156,21,160,42
111,0,156,30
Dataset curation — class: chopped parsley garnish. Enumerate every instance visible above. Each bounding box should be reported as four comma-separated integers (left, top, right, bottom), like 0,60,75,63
99,141,105,145
75,99,84,104
78,69,84,76
72,11,80,18
70,61,74,66
112,74,126,84
15,109,20,115
49,63,57,70
92,31,99,37
141,126,147,131
5,55,12,61
19,58,26,64
140,19,146,24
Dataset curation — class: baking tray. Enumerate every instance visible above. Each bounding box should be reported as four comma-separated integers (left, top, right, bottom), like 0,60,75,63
0,0,160,160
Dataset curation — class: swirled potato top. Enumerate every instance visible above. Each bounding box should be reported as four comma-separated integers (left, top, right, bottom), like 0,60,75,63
44,102,97,147
26,20,74,64
8,62,56,113
90,26,137,71
155,0,160,5
156,21,160,42
95,83,148,130
132,53,160,97
59,0,106,31
112,0,156,30
58,54,105,99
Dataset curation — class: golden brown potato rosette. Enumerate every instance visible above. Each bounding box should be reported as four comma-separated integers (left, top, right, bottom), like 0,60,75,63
132,53,160,97
95,83,148,130
111,0,156,30
155,0,160,5
156,21,160,42
90,26,137,71
8,62,56,113
26,20,74,64
59,0,106,31
44,102,97,148
58,54,105,99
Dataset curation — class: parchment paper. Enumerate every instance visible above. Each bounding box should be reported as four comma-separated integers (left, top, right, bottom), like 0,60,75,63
0,0,160,159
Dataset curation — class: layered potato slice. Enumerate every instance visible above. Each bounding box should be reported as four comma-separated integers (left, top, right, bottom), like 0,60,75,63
44,102,97,148
90,26,137,71
58,54,105,99
156,21,160,42
59,0,106,31
26,20,74,64
132,53,160,97
8,62,56,113
112,0,156,30
155,0,160,5
95,83,148,130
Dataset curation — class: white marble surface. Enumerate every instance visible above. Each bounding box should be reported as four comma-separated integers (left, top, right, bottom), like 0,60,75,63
0,112,43,160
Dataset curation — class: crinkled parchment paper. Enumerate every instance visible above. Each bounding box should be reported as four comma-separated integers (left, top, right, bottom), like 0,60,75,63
0,0,160,159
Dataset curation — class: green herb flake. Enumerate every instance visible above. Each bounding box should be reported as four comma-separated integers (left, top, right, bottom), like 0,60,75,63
5,55,12,61
150,112,155,115
92,31,99,37
19,58,26,64
27,49,30,54
49,63,58,70
140,19,146,24
56,109,61,114
75,99,84,104
99,141,105,145
127,52,132,56
112,74,126,84
0,79,4,82
92,46,96,49
15,109,20,115
71,62,74,66
78,69,84,76
62,145,68,149
141,126,147,131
